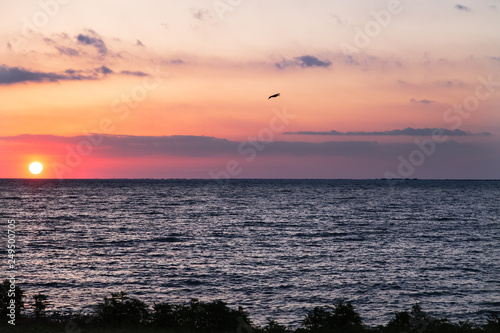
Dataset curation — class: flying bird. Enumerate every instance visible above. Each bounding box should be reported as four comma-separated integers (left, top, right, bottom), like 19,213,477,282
268,93,280,100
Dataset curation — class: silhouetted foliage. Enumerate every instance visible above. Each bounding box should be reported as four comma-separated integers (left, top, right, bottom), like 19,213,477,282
153,298,251,332
33,293,49,319
1,290,499,333
152,301,177,327
0,279,24,319
483,313,500,333
302,307,333,332
384,310,411,332
382,304,484,333
302,300,364,333
95,291,150,326
260,319,291,333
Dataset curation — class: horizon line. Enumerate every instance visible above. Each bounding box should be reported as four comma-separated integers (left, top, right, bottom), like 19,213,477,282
2,178,499,181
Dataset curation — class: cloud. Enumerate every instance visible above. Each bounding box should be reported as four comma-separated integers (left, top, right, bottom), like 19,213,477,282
296,55,332,68
169,59,184,65
0,134,495,164
95,65,113,75
191,8,212,21
43,30,149,60
63,69,99,80
0,64,134,85
440,79,465,87
120,70,149,77
455,4,471,11
284,127,492,137
410,98,434,104
275,55,331,69
0,134,380,159
0,65,71,84
76,30,108,55
160,58,185,66
2,134,498,179
1,134,239,157
398,79,467,89
55,46,80,56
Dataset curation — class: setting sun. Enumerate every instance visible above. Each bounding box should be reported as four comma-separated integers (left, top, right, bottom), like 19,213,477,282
29,161,44,175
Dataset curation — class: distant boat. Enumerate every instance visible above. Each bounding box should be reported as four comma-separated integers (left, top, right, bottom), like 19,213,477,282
268,93,280,99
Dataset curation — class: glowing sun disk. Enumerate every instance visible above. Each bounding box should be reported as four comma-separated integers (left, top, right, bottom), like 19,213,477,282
29,162,43,175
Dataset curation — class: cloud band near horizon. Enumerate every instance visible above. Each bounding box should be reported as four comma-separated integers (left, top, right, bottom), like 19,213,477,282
0,133,495,159
284,128,492,137
2,133,499,179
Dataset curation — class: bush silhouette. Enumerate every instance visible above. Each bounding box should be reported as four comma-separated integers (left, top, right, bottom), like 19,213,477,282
0,279,24,320
302,306,333,331
483,313,500,333
95,291,150,326
382,304,479,333
0,287,498,333
301,300,364,333
152,301,177,327
260,319,291,333
385,304,435,333
33,293,49,319
153,298,251,332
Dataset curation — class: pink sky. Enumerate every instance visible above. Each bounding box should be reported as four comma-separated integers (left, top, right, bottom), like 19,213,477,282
1,0,499,179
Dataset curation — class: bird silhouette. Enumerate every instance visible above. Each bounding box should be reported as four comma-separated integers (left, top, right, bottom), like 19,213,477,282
268,93,280,99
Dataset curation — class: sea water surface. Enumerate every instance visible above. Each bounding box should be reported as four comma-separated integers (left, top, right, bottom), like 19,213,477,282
1,179,499,326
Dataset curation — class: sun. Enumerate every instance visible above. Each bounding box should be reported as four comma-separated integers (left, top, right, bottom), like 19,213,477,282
29,161,44,175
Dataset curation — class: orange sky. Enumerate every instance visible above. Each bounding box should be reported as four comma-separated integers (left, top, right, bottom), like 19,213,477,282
1,1,499,179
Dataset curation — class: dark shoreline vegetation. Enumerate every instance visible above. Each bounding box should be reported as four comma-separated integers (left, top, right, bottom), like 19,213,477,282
2,281,500,333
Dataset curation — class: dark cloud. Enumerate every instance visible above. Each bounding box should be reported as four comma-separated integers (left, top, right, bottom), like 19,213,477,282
284,128,492,137
96,65,113,75
410,98,434,104
1,135,495,165
0,134,378,158
1,134,238,157
0,65,68,84
3,134,498,179
455,4,471,11
0,64,123,85
295,55,332,68
103,135,237,157
76,30,108,55
63,69,97,80
120,70,149,77
275,55,331,69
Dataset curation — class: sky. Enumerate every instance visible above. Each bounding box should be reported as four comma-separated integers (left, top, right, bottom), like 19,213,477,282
0,0,499,179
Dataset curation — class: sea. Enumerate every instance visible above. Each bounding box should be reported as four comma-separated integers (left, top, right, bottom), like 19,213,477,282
1,179,499,327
